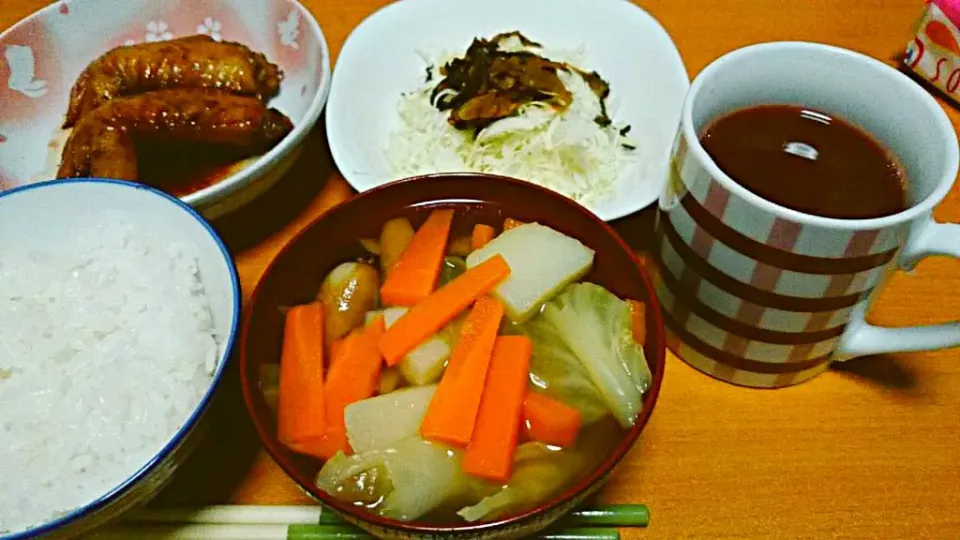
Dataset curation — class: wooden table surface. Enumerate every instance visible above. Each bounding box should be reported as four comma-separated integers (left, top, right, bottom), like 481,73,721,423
4,1,960,539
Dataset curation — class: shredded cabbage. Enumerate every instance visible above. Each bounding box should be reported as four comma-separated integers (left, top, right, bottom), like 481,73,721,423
384,40,637,207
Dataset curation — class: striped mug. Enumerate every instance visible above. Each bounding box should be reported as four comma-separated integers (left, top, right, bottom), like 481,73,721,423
653,42,960,388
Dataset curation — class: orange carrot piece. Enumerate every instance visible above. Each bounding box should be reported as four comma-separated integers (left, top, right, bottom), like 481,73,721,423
443,295,504,380
379,255,511,366
627,299,647,346
277,303,327,451
420,296,504,446
286,433,349,460
503,217,524,231
462,336,532,481
471,224,495,251
290,331,357,459
380,209,455,306
523,391,583,447
309,316,385,459
329,337,345,366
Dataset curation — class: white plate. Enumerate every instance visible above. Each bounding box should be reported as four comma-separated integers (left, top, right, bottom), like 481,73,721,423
325,0,689,221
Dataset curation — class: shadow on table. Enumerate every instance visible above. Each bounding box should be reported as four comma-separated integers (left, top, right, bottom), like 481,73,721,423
610,207,658,255
153,350,261,505
829,354,921,394
149,122,335,505
211,119,335,253
892,51,960,113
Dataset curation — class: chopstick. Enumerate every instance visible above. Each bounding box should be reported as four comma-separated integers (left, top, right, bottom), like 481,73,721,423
87,504,648,540
126,504,650,527
561,505,650,527
130,505,337,525
90,524,622,540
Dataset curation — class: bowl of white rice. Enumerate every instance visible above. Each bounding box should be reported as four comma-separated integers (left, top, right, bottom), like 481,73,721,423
0,179,240,539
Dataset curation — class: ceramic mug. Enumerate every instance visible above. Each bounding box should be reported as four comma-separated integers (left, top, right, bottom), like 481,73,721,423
652,42,960,389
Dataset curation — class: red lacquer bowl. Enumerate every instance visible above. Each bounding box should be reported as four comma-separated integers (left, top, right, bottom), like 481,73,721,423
239,173,666,540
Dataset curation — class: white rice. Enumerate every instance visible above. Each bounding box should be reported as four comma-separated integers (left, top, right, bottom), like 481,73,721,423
0,217,221,535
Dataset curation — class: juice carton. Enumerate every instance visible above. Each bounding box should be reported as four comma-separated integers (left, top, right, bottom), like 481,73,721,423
905,0,960,102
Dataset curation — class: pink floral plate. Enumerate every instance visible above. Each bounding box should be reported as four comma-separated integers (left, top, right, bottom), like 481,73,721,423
0,0,330,219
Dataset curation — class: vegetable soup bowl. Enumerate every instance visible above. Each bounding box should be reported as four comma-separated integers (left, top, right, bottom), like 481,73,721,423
240,173,666,540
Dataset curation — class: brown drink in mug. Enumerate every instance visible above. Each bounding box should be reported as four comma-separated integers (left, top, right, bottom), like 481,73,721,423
654,42,960,388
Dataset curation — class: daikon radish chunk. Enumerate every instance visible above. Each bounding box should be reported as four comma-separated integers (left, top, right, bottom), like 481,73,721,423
378,307,452,385
345,385,437,454
466,223,594,322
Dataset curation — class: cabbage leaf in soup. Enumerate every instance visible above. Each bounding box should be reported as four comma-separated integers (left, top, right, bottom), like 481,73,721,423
457,416,625,523
316,436,471,521
457,442,585,522
522,316,609,425
539,282,651,428
439,256,468,287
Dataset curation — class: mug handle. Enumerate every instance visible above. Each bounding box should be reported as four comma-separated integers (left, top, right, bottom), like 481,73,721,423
836,217,960,359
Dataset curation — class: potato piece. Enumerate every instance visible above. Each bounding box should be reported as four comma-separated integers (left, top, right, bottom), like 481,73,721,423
466,223,595,322
344,385,437,454
360,238,381,255
380,218,415,275
378,367,403,395
376,306,407,328
364,309,382,326
400,338,451,385
379,307,452,385
259,363,280,415
447,235,472,257
318,262,380,342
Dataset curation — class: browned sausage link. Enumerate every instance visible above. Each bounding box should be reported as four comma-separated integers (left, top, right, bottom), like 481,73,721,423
64,35,283,127
57,89,294,181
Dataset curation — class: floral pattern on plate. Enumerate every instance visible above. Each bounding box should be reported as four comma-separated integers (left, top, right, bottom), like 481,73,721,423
197,17,223,41
0,0,328,192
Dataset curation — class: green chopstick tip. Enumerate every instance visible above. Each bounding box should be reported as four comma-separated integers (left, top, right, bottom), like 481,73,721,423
316,511,341,525
298,504,648,539
289,524,371,540
541,527,621,540
566,504,650,527
288,524,624,540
